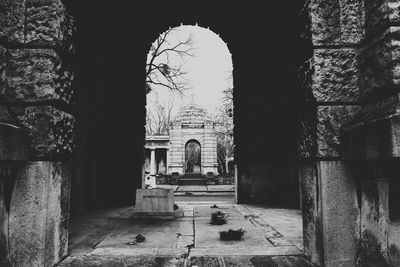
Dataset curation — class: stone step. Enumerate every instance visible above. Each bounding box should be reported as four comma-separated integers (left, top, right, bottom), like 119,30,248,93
178,178,207,186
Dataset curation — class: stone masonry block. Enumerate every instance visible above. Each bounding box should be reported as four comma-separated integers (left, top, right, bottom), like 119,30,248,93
8,161,71,267
310,0,341,45
313,48,360,102
0,0,26,44
339,0,365,44
309,0,364,45
0,0,75,51
4,49,74,104
8,106,74,158
25,0,76,50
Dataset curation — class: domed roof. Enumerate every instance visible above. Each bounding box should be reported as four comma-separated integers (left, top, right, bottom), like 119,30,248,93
173,99,211,127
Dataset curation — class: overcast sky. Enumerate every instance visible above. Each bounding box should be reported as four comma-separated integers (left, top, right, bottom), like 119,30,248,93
146,25,233,117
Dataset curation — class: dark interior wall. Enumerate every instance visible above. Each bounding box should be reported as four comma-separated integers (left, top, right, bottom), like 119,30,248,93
71,1,306,214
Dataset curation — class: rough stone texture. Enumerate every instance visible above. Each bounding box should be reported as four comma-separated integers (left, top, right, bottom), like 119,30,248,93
8,106,75,158
317,106,360,157
309,0,364,45
339,0,365,44
0,0,75,50
313,48,360,102
299,161,359,267
359,26,400,102
0,0,26,44
25,0,76,51
3,49,74,104
8,161,71,267
310,0,341,45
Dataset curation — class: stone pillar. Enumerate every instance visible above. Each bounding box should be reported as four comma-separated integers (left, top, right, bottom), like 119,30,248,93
298,1,364,266
150,148,156,175
0,1,76,266
166,148,170,173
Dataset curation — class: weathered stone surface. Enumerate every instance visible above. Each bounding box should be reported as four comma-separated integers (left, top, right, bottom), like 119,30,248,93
299,161,359,267
25,0,76,50
4,49,74,104
359,27,400,102
319,161,359,266
9,161,71,267
0,0,75,50
310,0,341,45
309,0,364,45
313,48,360,102
339,0,365,44
8,106,75,158
317,106,360,157
299,162,322,265
0,0,26,44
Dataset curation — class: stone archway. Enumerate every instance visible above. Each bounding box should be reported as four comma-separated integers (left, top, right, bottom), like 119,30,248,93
1,1,400,267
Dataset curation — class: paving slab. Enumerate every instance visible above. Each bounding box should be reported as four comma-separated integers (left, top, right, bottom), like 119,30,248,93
96,219,193,249
207,185,235,192
194,219,272,248
176,185,207,192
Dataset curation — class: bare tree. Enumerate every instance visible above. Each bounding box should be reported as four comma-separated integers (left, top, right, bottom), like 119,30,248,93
146,94,175,135
212,85,234,174
146,28,195,94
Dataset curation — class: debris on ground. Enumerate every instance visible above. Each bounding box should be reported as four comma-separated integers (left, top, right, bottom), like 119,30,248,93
219,228,246,241
210,211,229,225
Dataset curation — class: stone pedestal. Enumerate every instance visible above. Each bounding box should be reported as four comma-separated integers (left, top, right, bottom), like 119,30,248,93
132,188,183,220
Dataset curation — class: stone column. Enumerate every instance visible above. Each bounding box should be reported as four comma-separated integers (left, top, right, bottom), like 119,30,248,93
166,148,170,174
150,148,156,175
298,1,364,266
0,1,76,266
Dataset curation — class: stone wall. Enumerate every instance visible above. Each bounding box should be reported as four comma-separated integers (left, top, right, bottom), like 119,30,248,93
0,0,76,266
299,0,400,266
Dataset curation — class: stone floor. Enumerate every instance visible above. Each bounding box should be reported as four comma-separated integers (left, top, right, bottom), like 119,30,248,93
60,201,310,266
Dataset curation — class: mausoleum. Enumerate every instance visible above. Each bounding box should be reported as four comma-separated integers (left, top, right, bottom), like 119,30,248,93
145,100,219,176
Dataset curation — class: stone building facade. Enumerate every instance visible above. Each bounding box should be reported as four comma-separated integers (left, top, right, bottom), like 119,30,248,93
145,101,219,176
0,1,400,267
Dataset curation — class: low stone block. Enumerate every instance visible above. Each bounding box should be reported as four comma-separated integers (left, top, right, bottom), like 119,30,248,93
8,161,71,267
8,106,75,158
5,49,74,104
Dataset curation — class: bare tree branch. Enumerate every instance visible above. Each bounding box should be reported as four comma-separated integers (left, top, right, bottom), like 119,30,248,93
146,28,195,94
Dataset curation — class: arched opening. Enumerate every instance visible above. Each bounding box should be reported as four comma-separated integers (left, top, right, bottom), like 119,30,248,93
63,2,309,264
185,139,201,173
